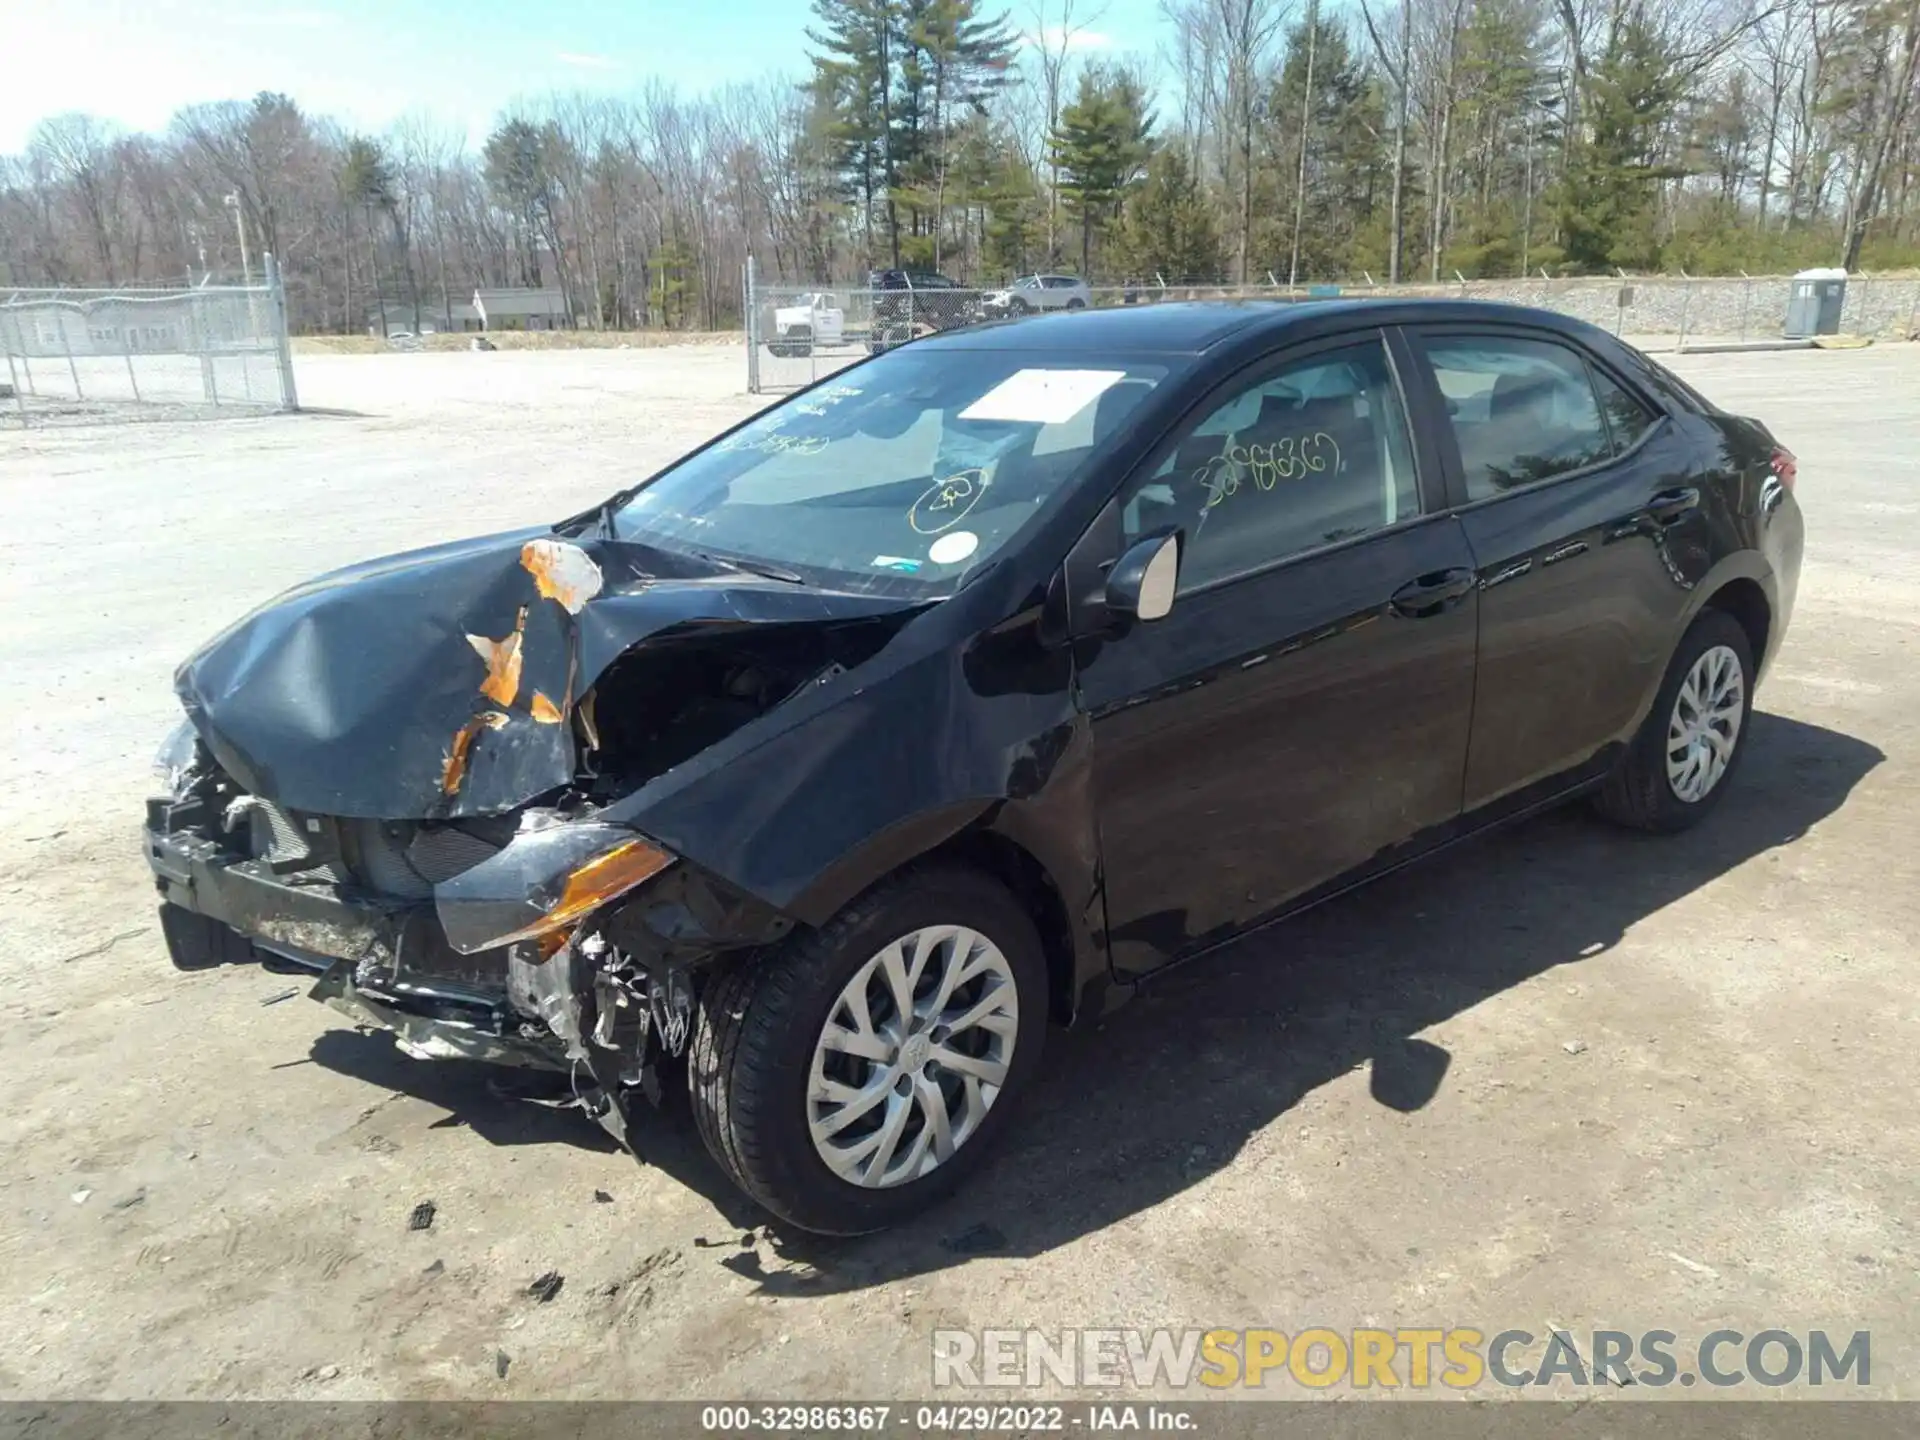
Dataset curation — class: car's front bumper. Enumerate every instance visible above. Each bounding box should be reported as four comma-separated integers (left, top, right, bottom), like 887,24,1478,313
144,800,566,1071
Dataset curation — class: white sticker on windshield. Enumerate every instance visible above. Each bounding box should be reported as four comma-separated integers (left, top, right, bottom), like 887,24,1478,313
958,368,1127,424
928,531,979,565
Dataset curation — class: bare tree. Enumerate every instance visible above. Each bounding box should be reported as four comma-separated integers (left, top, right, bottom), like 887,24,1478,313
1164,0,1292,281
1358,0,1413,280
30,115,123,283
1030,0,1107,261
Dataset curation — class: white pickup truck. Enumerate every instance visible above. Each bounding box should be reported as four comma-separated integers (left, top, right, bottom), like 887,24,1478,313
769,292,845,357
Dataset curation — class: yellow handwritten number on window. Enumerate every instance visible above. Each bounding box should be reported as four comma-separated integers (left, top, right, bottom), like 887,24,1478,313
1194,432,1341,509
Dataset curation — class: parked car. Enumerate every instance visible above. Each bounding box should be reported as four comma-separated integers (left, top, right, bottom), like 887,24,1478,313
148,300,1801,1234
984,273,1092,315
769,291,845,358
867,268,980,352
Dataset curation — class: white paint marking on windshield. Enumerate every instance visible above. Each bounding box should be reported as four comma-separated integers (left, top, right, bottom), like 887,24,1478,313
957,368,1127,425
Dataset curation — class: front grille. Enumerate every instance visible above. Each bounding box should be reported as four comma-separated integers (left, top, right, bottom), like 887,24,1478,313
408,825,502,885
351,821,433,898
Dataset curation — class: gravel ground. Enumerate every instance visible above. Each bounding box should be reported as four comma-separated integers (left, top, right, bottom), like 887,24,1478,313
0,340,1914,1401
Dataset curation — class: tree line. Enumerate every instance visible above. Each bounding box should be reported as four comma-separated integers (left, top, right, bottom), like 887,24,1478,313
5,0,1920,334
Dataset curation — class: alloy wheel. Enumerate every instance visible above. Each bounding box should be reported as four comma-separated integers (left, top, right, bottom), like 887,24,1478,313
1665,643,1745,803
807,925,1019,1189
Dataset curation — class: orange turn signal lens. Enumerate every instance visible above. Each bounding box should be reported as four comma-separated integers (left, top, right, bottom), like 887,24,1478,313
494,838,674,947
546,839,674,930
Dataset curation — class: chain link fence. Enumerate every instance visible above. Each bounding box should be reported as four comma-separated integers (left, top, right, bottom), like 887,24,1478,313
744,267,1920,393
744,272,988,394
1,255,299,427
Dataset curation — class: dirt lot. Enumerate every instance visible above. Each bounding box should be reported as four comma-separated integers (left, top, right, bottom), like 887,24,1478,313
0,341,1915,1401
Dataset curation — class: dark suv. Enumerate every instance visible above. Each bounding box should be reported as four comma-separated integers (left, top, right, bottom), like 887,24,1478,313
868,269,981,352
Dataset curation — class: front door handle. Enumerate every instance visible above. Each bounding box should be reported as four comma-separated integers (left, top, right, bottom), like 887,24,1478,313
1389,567,1476,618
1644,486,1701,524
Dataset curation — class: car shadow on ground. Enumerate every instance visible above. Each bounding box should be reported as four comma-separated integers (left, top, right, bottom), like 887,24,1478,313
303,711,1881,1282
307,1029,623,1153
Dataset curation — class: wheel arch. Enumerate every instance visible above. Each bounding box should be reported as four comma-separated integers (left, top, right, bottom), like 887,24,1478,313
915,828,1081,1028
1604,556,1778,758
1699,574,1772,675
783,808,1102,1032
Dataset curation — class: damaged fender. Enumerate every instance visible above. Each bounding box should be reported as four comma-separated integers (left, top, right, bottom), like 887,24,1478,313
175,529,914,820
169,515,1115,1066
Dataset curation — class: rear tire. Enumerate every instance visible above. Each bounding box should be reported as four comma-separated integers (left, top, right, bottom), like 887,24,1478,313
689,865,1047,1235
1594,609,1755,833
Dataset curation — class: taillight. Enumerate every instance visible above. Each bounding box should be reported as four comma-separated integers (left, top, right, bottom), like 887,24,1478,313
1770,447,1797,491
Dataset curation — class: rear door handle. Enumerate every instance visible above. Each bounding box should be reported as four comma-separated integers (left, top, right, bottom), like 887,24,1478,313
1644,487,1701,524
1389,567,1476,618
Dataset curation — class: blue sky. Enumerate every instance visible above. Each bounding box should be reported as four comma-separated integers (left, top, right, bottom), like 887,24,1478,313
1,0,1165,153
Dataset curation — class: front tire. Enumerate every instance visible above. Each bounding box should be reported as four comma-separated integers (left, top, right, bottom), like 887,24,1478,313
1594,608,1755,832
689,866,1047,1234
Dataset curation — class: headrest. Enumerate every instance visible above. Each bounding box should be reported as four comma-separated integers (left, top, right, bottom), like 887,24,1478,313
1489,371,1548,422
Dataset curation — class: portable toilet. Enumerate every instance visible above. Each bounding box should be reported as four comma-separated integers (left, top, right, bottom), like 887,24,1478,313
1784,267,1847,338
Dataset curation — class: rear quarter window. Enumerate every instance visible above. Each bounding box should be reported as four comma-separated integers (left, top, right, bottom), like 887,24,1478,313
1591,367,1659,455
1620,348,1711,415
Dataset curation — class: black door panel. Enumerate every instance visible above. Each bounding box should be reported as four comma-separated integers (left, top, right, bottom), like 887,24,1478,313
1454,438,1706,805
1080,517,1478,978
1407,326,1713,809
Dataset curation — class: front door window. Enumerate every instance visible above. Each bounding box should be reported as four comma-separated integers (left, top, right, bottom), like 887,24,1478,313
1121,337,1422,590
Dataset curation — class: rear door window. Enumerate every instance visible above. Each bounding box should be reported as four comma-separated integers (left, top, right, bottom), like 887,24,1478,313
1421,335,1616,499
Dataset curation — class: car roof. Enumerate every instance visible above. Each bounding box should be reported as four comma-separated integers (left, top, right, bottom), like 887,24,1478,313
919,298,1612,356
926,301,1275,352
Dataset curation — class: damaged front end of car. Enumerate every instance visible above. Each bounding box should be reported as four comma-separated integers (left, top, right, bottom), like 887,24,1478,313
146,527,920,1149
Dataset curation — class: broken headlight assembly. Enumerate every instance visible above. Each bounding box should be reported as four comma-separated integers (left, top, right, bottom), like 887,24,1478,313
151,717,203,800
433,817,675,955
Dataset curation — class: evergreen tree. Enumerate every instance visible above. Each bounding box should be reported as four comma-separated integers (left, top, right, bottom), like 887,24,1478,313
1049,65,1155,274
340,135,397,330
1445,0,1554,275
1112,146,1224,280
1555,16,1687,272
954,121,1044,277
482,118,556,285
1262,14,1386,279
808,0,896,262
810,0,1011,268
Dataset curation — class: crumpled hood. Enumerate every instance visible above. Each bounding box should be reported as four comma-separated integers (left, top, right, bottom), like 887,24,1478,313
175,528,914,819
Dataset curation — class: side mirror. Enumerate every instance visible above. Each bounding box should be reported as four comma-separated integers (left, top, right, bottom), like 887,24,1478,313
1106,530,1180,625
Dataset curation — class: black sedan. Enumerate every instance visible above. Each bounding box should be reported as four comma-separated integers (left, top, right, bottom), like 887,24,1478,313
146,300,1803,1233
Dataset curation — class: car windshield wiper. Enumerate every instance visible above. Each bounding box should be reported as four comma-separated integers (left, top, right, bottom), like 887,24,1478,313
596,495,624,538
689,549,807,585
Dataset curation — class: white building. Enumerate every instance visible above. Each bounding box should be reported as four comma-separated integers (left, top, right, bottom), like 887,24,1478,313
472,287,571,331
